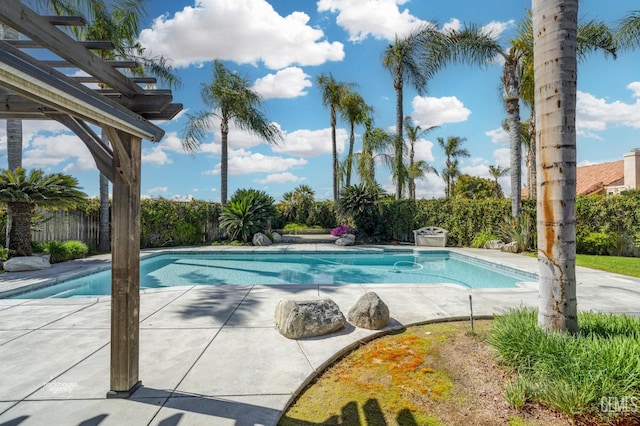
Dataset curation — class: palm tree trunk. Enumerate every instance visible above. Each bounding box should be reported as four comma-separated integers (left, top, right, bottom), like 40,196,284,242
346,123,355,187
7,202,34,257
331,106,338,201
528,109,537,200
533,0,579,333
506,97,522,217
221,119,229,205
395,78,404,200
409,142,415,200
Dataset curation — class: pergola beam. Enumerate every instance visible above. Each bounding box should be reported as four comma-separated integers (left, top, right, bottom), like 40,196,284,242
7,40,115,50
0,0,142,97
0,40,164,141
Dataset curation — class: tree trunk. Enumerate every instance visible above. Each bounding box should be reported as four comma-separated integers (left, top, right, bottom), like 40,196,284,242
98,172,111,251
533,0,579,333
528,109,537,200
331,106,339,201
7,202,34,257
507,97,522,217
345,122,355,187
220,118,229,204
395,68,404,200
409,141,415,200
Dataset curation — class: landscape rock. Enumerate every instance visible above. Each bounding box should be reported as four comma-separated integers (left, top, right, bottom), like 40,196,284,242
348,291,390,330
335,233,355,246
3,256,51,272
501,242,520,253
271,231,282,243
484,240,504,250
275,297,346,339
252,232,272,246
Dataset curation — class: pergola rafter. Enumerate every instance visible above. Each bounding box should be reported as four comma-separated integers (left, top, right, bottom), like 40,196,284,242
0,0,183,398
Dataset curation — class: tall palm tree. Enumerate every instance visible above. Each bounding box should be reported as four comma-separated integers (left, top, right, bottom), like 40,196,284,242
0,168,86,257
509,10,616,204
317,73,350,201
383,24,500,200
182,60,282,204
340,89,371,187
438,136,470,199
404,116,437,200
533,0,579,333
488,164,510,198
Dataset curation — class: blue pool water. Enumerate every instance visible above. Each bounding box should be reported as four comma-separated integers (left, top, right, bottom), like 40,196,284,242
7,250,537,299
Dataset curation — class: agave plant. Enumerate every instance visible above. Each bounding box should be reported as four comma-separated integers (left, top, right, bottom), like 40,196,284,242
219,189,275,242
337,183,385,240
0,168,87,257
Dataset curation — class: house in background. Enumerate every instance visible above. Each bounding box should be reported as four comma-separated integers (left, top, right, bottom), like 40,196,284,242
523,149,640,197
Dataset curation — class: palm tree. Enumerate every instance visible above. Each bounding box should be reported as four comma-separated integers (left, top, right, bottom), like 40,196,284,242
340,89,371,187
182,60,282,204
488,165,510,198
356,118,393,190
616,10,640,50
438,136,470,199
533,0,579,333
383,23,500,200
404,116,437,200
0,168,86,257
292,184,315,224
317,73,350,201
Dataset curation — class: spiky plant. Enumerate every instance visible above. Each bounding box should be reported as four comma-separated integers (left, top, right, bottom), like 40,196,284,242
0,168,87,257
219,189,275,243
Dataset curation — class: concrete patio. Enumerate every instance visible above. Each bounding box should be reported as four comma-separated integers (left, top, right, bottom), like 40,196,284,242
0,245,638,425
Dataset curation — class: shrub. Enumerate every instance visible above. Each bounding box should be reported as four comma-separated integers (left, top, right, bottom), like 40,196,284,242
219,189,275,242
577,231,616,255
471,230,499,248
307,201,337,229
330,225,355,237
64,240,89,259
0,246,8,260
38,240,88,263
497,214,533,252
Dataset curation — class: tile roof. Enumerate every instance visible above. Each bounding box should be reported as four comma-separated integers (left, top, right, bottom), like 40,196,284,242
576,160,624,195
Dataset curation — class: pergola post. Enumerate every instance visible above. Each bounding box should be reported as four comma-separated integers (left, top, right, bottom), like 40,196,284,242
106,129,142,398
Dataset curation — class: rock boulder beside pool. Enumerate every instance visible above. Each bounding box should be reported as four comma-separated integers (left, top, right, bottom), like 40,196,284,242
275,297,346,339
3,256,51,272
348,291,390,330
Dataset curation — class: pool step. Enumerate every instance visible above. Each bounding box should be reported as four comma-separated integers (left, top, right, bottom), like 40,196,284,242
281,234,339,244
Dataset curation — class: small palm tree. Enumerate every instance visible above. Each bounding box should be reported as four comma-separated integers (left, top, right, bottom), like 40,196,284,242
219,189,275,243
404,116,438,199
488,165,510,198
340,89,371,187
0,168,87,257
182,60,282,204
438,136,470,199
356,118,394,191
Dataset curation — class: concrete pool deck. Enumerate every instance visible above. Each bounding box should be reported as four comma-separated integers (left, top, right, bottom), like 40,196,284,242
0,244,639,425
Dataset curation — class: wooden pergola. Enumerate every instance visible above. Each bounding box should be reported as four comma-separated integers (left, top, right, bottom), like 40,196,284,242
0,0,182,398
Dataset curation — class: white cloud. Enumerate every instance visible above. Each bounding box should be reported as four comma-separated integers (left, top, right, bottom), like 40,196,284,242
139,0,344,69
493,147,511,167
442,18,462,33
485,127,509,145
147,186,168,194
253,67,312,99
255,172,303,184
412,139,435,162
206,149,307,176
317,0,429,41
23,133,95,173
142,145,173,165
481,20,516,38
410,96,471,128
414,173,445,199
577,86,640,135
273,128,347,157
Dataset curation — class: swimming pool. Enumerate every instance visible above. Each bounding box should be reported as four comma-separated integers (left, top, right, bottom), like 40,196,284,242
5,250,537,299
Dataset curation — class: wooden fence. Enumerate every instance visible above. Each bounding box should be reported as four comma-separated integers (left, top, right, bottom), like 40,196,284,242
31,208,101,247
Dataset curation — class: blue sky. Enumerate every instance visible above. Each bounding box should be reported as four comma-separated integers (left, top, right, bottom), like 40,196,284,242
2,0,640,202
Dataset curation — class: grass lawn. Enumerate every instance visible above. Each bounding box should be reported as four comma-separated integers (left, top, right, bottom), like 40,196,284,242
575,254,640,278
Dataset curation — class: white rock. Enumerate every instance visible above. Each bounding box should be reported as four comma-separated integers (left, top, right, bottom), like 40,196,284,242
275,297,346,339
252,232,272,246
3,256,51,272
335,233,355,246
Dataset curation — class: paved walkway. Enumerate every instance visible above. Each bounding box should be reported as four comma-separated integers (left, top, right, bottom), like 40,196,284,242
0,245,639,425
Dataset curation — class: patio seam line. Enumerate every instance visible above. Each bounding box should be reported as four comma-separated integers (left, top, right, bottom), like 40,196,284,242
0,329,36,347
143,284,256,425
139,286,196,323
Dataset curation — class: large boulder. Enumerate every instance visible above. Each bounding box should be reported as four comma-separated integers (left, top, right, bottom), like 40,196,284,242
275,297,346,339
271,231,282,243
348,292,390,330
3,256,51,272
335,233,355,246
252,232,272,246
484,240,504,250
501,242,520,253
